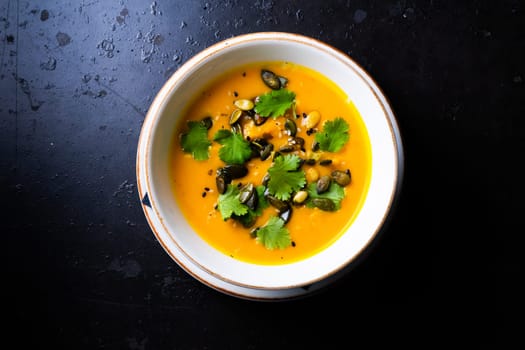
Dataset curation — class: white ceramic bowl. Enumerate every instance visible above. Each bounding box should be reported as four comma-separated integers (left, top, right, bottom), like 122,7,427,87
136,32,404,300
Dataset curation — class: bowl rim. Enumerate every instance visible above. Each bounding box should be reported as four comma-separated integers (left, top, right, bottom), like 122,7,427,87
136,31,404,293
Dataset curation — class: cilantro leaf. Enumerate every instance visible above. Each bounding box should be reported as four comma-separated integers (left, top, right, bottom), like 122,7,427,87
315,117,350,152
213,129,232,142
213,129,253,165
180,121,211,160
255,216,291,250
267,154,306,201
254,89,295,118
217,185,248,220
305,182,345,210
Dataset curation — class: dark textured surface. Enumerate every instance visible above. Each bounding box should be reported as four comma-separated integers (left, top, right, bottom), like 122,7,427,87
2,0,520,348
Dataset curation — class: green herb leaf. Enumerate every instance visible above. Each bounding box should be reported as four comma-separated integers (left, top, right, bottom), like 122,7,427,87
315,117,350,152
213,129,232,142
213,129,253,165
232,185,269,227
254,89,295,118
255,216,291,250
267,154,306,201
305,182,345,210
217,185,248,220
180,121,212,160
253,185,270,214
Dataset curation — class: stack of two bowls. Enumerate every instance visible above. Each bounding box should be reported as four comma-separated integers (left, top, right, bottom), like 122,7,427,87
136,32,403,301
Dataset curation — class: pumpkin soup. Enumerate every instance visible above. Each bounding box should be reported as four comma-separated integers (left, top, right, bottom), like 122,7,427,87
170,61,371,265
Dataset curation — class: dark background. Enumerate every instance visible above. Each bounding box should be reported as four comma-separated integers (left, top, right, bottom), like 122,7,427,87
2,0,520,348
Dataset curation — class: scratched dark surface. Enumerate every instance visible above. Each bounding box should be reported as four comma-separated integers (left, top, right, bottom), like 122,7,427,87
2,0,521,348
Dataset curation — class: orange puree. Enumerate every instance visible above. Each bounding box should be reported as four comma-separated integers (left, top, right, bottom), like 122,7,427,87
170,61,371,265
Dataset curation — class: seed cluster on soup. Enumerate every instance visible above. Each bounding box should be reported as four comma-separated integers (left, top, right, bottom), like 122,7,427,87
170,61,371,265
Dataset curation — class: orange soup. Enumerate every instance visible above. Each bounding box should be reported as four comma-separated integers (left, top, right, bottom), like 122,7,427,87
170,61,371,265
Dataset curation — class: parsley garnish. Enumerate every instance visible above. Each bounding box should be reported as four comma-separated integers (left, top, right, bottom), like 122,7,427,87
213,129,253,165
305,182,345,210
254,89,295,118
267,154,306,201
180,121,211,160
315,117,350,152
255,216,291,250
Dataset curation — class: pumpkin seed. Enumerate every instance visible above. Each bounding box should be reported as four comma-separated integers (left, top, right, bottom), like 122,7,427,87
316,175,331,194
230,122,243,136
216,165,249,195
215,174,229,194
260,143,274,160
251,137,268,148
305,110,321,129
239,183,255,204
261,69,281,90
293,190,309,204
244,188,258,211
311,198,336,211
278,144,295,153
219,164,248,179
284,118,297,136
234,99,254,111
266,194,290,213
249,138,266,158
331,169,351,186
229,109,243,124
